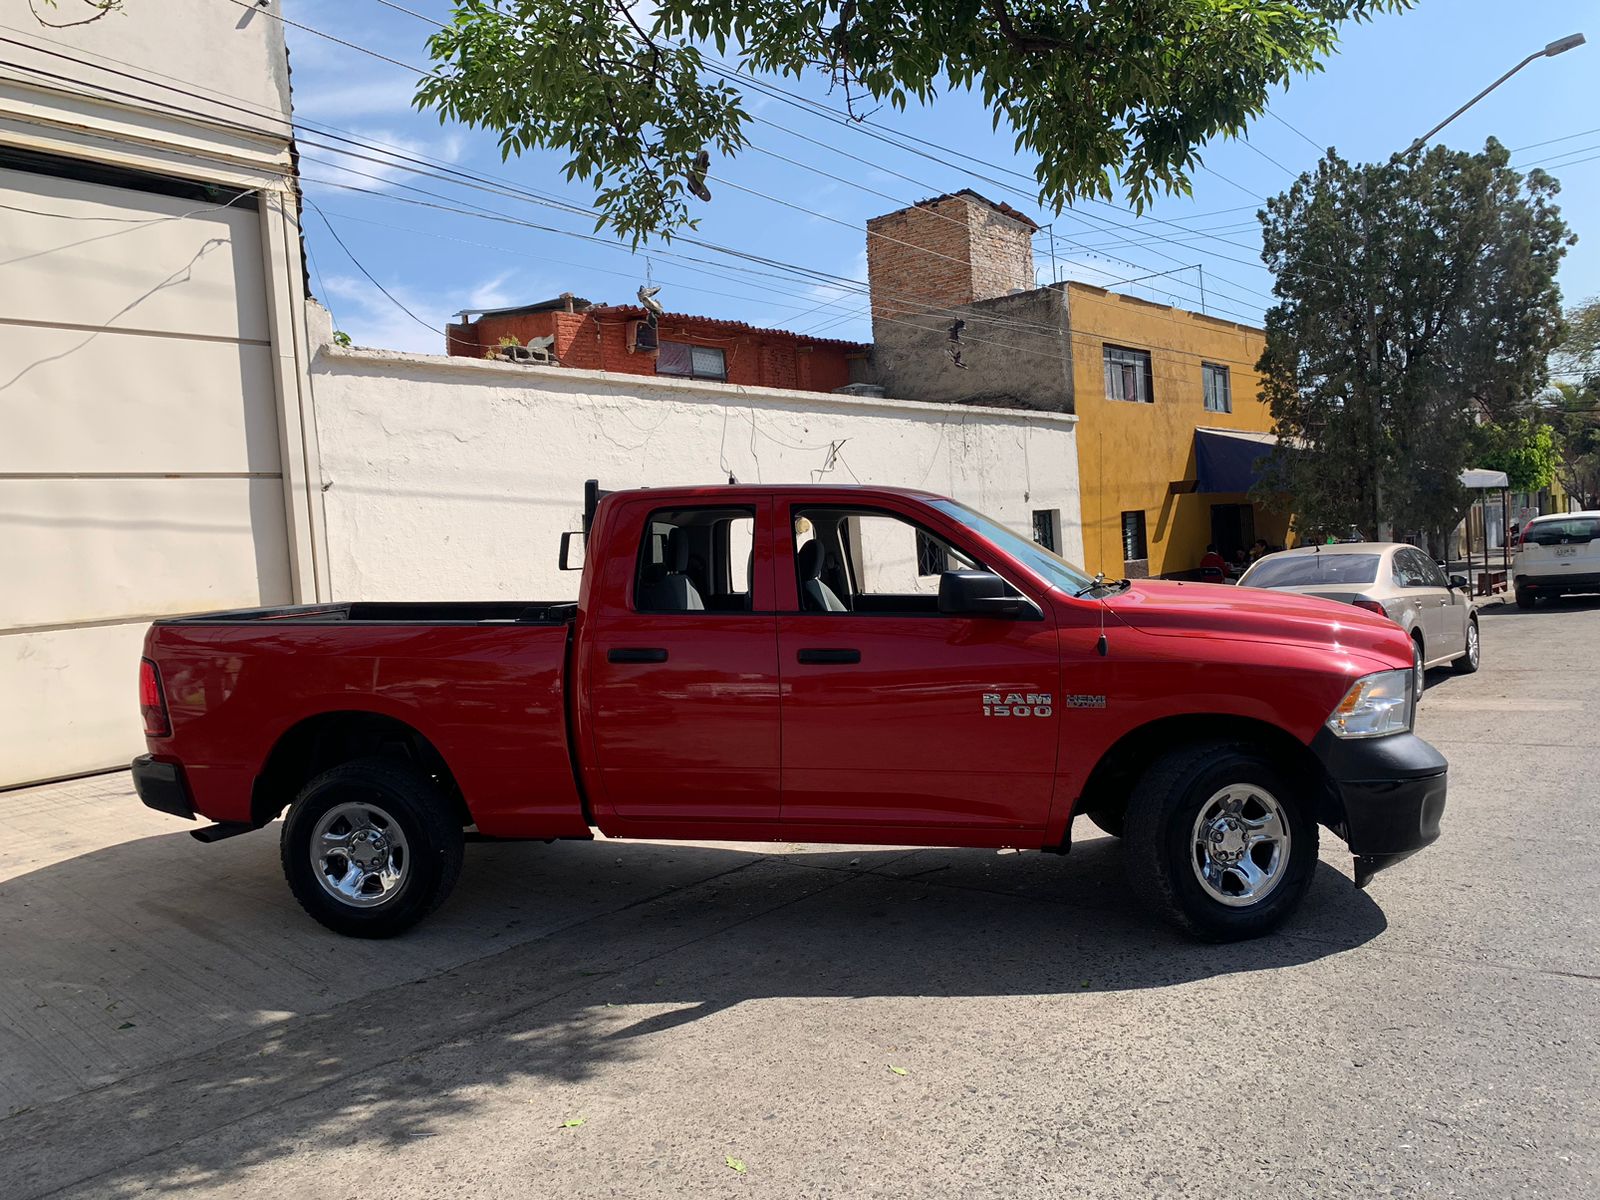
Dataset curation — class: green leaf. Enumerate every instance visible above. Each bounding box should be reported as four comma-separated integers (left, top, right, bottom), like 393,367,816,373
725,1156,746,1174
888,1065,908,1076
561,1117,586,1129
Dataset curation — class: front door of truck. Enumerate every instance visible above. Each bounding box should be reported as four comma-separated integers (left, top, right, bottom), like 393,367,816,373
775,503,1061,835
582,497,781,827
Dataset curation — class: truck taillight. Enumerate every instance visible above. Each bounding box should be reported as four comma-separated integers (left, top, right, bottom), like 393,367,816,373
140,657,171,738
1351,598,1387,618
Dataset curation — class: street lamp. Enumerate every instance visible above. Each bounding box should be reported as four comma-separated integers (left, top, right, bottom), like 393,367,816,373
1405,33,1586,155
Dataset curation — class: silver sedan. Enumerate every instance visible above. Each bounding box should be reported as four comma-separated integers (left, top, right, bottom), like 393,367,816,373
1236,543,1480,694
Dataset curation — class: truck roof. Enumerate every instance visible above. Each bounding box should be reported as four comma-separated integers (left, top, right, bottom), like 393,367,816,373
601,483,949,503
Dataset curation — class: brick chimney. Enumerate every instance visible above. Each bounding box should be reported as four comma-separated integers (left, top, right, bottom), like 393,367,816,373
865,190,1038,330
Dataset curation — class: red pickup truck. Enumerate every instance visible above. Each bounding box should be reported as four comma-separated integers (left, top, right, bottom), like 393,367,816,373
134,484,1446,941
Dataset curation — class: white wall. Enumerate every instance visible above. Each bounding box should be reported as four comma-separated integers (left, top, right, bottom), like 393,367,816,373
0,1,320,785
307,308,1083,601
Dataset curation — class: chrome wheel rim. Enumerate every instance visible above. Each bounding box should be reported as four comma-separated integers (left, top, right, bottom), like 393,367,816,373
1466,620,1480,667
1190,785,1291,908
310,800,409,909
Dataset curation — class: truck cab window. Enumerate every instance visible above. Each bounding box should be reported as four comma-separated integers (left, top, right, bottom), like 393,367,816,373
793,508,980,614
635,508,756,614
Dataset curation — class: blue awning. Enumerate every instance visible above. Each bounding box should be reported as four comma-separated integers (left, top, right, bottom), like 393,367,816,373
1194,427,1278,494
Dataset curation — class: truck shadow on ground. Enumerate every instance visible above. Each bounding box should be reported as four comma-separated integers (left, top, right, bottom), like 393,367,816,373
1,827,1388,1197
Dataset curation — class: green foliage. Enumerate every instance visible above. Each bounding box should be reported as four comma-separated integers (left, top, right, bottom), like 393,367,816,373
418,0,1413,243
1469,418,1557,494
1256,141,1572,539
332,330,353,348
1547,295,1600,508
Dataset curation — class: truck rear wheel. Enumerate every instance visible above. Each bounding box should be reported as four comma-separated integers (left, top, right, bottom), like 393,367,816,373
280,757,464,938
1124,741,1318,941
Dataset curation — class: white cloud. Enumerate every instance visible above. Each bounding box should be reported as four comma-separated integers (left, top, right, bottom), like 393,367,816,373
300,127,466,196
293,77,423,122
319,269,533,355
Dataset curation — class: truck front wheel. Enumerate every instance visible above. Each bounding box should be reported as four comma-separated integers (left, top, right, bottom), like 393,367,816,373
1124,741,1318,941
280,757,464,938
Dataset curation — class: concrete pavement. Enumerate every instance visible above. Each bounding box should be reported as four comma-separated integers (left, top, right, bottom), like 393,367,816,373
1,598,1596,1198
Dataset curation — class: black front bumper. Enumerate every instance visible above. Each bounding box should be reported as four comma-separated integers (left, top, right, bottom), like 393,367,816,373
1311,730,1447,886
132,754,195,820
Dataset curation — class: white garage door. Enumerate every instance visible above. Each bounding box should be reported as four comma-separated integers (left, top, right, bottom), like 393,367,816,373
0,152,292,786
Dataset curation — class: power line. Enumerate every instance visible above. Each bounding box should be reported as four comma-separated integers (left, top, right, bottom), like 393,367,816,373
1,30,1274,351
1264,108,1325,155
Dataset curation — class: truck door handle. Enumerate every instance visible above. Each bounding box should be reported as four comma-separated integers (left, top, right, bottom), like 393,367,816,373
797,648,860,665
608,647,668,664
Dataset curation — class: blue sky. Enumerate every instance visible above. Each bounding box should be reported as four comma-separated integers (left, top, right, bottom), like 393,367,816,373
281,0,1599,355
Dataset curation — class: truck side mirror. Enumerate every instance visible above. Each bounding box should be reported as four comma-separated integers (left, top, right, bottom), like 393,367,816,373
937,571,1040,619
558,531,586,571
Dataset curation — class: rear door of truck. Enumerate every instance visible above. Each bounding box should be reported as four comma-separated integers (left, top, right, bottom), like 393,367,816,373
578,496,782,826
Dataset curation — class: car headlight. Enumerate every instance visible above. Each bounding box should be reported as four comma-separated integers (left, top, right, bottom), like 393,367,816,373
1325,669,1413,739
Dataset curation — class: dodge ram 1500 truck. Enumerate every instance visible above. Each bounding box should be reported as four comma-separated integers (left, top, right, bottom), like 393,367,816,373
133,484,1447,941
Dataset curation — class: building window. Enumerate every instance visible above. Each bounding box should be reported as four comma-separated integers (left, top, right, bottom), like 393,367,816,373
1032,509,1060,552
657,341,727,381
1103,345,1153,403
1202,363,1232,413
1121,510,1148,563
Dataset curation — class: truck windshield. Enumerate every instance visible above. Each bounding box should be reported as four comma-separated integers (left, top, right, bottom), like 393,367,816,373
927,498,1097,594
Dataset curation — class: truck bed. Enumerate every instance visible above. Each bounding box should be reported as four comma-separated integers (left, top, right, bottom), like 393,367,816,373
143,610,587,839
157,601,578,625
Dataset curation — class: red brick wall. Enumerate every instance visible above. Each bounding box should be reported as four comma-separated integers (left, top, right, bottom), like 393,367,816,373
449,310,859,392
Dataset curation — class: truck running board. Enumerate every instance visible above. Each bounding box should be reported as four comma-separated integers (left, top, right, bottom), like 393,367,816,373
190,822,256,844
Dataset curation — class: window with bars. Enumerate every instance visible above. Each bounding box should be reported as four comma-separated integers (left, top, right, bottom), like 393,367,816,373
1031,509,1059,552
1103,345,1153,403
1121,510,1148,563
1202,362,1232,413
656,340,727,381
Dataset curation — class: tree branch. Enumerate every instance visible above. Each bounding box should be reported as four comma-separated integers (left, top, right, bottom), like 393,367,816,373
28,0,122,28
986,0,1060,55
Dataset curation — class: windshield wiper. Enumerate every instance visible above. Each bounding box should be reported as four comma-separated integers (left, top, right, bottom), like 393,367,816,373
1073,575,1132,599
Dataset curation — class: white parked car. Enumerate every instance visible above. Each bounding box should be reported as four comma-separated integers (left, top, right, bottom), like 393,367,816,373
1513,511,1600,608
1237,543,1479,695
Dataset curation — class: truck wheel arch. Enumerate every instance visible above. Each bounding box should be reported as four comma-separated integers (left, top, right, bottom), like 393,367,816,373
252,711,467,829
1072,714,1340,843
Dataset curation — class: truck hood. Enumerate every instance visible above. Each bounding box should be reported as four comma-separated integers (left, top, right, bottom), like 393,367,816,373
1101,579,1409,668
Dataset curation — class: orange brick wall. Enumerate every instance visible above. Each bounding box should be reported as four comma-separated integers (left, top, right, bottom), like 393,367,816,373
447,310,859,393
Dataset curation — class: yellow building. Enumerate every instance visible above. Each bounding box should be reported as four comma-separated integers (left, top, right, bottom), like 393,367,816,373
863,192,1290,576
1065,282,1290,578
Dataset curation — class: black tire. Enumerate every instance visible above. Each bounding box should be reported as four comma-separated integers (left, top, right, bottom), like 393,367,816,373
1124,741,1319,941
1082,799,1125,838
1411,634,1426,698
280,757,464,938
1515,587,1536,610
1453,616,1481,675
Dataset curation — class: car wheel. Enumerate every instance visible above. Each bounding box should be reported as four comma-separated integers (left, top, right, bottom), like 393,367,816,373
1515,587,1536,610
1123,741,1318,941
1453,616,1481,675
281,756,464,938
1411,635,1426,699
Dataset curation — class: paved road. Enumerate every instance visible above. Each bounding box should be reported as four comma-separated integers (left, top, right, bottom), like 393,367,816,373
2,598,1596,1198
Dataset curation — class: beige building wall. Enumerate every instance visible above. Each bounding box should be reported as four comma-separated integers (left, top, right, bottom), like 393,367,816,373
0,2,324,786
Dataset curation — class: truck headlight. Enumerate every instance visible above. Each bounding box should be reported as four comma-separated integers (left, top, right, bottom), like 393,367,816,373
1325,669,1413,739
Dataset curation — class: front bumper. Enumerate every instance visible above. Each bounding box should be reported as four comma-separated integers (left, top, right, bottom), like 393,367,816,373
1311,730,1447,886
132,754,195,820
